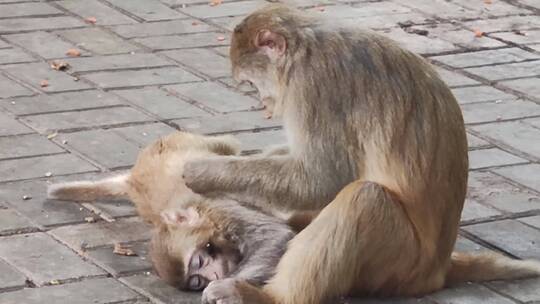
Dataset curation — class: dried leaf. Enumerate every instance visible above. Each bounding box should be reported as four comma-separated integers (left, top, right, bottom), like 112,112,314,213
209,0,222,6
315,6,325,12
47,132,58,139
84,17,97,24
192,21,199,26
40,80,49,87
66,48,81,57
474,30,485,37
49,280,60,285
84,216,96,223
217,35,226,41
113,243,137,256
50,61,70,71
484,0,492,4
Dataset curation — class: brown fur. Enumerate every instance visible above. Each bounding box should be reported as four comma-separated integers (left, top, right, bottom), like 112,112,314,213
178,5,540,304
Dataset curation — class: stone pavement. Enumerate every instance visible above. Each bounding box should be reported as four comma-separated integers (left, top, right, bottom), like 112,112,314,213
0,0,539,303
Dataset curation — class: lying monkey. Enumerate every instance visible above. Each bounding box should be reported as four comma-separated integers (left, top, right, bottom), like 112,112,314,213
47,132,298,294
180,4,540,304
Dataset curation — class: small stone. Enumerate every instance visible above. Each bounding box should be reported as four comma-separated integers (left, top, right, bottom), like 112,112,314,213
22,195,32,200
45,172,52,177
62,140,68,144
49,279,60,285
47,132,58,139
84,217,96,223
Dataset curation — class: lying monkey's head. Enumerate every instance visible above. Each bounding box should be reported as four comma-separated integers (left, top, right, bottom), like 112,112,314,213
230,4,307,117
150,202,242,291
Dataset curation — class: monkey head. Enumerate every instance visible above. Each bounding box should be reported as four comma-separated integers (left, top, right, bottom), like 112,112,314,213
230,4,306,117
150,204,242,292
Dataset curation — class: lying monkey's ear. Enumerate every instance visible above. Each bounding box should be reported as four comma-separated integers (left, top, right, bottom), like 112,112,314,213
161,207,201,227
255,29,286,59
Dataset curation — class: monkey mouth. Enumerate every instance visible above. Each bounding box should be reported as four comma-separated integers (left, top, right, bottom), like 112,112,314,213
214,272,219,280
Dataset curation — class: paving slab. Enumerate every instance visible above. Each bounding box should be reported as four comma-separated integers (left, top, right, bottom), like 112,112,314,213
434,67,480,88
460,198,502,222
500,77,540,100
0,278,140,304
491,30,540,45
234,129,287,152
472,121,540,160
460,99,540,124
463,15,540,33
172,110,279,134
0,208,36,236
0,2,62,19
465,60,540,81
106,0,188,21
62,53,173,73
135,31,229,51
161,48,231,78
121,274,201,304
433,48,540,68
0,232,105,285
488,278,540,303
0,134,64,159
86,241,152,276
466,133,491,149
57,0,138,26
113,87,209,119
494,164,540,193
378,28,459,55
0,74,34,98
110,19,214,38
4,31,88,59
451,86,517,105
56,27,139,55
0,259,27,291
20,106,153,133
0,111,33,136
0,16,85,34
178,0,266,18
0,47,36,65
428,283,517,304
463,219,540,259
49,217,152,251
111,122,177,147
3,90,126,115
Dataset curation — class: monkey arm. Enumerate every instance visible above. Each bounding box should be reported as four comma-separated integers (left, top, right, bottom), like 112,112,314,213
183,155,334,210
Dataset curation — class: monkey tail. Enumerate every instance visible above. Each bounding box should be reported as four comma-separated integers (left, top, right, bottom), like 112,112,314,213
47,173,130,202
445,251,540,286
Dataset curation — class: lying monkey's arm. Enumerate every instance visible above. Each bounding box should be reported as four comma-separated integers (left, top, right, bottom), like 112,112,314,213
183,155,334,210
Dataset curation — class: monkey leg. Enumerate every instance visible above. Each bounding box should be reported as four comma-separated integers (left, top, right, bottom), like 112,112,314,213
262,181,424,304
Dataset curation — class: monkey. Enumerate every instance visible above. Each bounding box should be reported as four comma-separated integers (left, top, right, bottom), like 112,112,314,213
46,131,304,292
179,4,540,304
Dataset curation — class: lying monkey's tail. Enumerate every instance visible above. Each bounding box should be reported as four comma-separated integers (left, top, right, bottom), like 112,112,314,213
445,251,540,285
47,173,130,202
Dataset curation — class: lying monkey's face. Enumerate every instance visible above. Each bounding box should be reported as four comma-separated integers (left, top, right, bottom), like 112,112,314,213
151,207,242,291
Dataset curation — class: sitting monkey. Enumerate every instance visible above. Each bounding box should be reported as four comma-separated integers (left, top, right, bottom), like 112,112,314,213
47,132,299,292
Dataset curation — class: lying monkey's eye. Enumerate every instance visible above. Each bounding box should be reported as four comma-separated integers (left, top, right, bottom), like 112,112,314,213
188,275,205,291
205,242,216,257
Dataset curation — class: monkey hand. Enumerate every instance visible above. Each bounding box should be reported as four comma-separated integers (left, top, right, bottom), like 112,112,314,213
201,279,245,304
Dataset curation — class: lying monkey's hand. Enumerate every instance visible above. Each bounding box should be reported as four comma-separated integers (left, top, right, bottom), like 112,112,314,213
201,279,244,304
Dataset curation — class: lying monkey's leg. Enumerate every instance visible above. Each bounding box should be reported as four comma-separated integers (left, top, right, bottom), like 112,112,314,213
259,181,421,304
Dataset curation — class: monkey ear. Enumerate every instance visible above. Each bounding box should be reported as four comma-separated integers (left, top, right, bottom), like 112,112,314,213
161,207,201,227
255,30,287,59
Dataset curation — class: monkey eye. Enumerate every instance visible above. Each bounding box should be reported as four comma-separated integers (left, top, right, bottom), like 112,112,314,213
205,242,216,257
188,275,207,291
190,253,204,270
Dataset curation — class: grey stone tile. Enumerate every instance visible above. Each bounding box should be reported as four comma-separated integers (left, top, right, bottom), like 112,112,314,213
379,28,459,55
433,48,540,68
2,62,91,93
59,129,141,169
4,90,126,115
165,82,259,113
435,67,480,87
520,215,540,229
63,53,172,73
49,217,152,250
91,199,137,219
111,122,177,147
488,278,540,303
135,32,229,50
120,274,202,304
57,0,137,25
0,48,36,65
172,111,278,135
461,99,540,124
218,77,257,94
468,148,527,170
0,2,61,18
500,77,540,100
0,209,35,235
110,19,213,38
428,283,517,304
0,178,97,227
0,112,33,136
464,16,540,33
0,232,105,286
4,31,87,59
86,241,151,276
0,16,85,34
517,0,540,9
57,27,139,55
234,129,287,152
178,0,266,18
0,74,34,98
465,60,540,81
0,153,98,182
0,259,26,290
467,133,491,149
463,219,540,259
0,134,64,159
451,0,531,17
0,39,9,49
20,106,153,133
113,87,209,119
342,12,434,31
107,0,187,21
0,278,140,304
468,171,540,214
491,30,540,45
472,121,540,160
524,117,540,130
161,48,231,78
309,2,412,18
461,199,502,222
83,67,201,89
343,297,432,304
413,25,506,50
495,164,540,194
209,15,245,32
397,0,484,19
453,236,489,253
452,86,517,104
